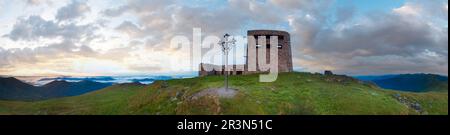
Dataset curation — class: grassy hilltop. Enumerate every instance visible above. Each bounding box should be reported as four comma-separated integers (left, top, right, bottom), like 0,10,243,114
0,72,447,115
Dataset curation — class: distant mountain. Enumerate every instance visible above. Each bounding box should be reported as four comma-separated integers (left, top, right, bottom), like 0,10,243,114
355,74,448,92
40,80,112,97
0,77,112,101
354,75,399,81
0,77,38,100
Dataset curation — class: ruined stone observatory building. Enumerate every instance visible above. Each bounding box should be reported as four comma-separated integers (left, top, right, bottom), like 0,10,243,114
199,30,293,77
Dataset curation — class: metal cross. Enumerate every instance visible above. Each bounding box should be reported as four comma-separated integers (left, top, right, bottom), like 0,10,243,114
218,33,236,90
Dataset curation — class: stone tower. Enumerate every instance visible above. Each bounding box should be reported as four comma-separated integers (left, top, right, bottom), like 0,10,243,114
246,30,293,73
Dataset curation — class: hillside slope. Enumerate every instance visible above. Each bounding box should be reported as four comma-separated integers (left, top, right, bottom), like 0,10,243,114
0,72,447,115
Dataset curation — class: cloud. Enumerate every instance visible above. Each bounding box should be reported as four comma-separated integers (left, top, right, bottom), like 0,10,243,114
101,5,128,17
5,15,97,42
314,15,439,57
0,40,96,68
228,0,283,24
110,0,249,45
269,0,320,10
25,0,55,6
27,0,42,5
289,1,448,75
445,3,448,12
126,0,174,13
115,21,143,38
396,0,448,20
393,3,421,16
335,5,355,23
55,0,90,21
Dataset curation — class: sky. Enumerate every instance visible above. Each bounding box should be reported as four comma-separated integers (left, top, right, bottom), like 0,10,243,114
0,0,448,76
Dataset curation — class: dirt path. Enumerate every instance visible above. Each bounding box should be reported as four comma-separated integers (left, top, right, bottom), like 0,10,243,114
191,87,238,99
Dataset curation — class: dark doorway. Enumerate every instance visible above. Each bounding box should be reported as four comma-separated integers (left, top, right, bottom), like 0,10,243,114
236,71,243,75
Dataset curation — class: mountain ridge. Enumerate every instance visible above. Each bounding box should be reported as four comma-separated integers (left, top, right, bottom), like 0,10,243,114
355,73,448,92
0,77,112,101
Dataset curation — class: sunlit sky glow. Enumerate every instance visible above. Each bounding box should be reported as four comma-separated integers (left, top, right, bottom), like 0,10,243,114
0,0,448,76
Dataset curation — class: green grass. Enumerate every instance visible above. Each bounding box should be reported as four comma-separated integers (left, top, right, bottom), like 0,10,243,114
0,72,447,115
